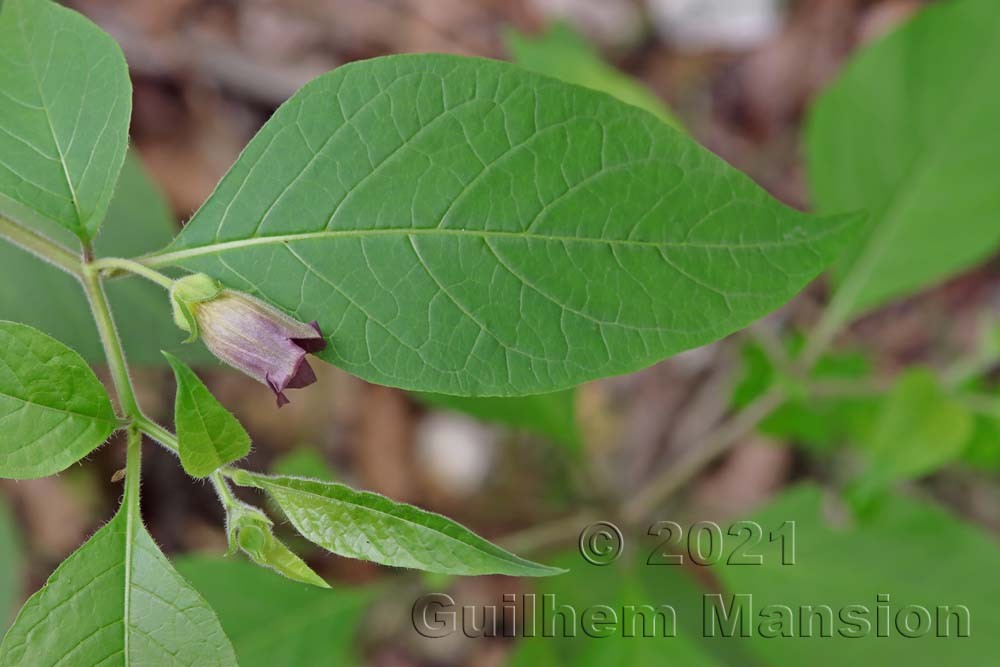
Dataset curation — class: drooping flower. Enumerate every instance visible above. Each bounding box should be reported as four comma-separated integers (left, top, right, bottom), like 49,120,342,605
171,274,326,406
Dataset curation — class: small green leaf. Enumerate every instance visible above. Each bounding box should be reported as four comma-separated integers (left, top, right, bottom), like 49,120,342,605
150,53,860,396
962,414,1000,470
0,498,22,629
0,321,117,479
178,558,371,667
164,351,251,477
0,0,131,241
732,338,879,449
506,23,681,129
0,152,212,365
231,471,565,577
807,0,1000,317
417,389,580,450
851,369,972,506
226,504,329,588
0,505,237,665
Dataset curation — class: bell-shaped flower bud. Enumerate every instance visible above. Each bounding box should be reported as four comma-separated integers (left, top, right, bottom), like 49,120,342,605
170,274,326,406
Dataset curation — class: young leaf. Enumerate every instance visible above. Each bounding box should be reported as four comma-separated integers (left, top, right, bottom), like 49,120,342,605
226,505,329,588
506,23,682,128
230,471,566,577
0,152,211,364
732,339,878,449
177,558,371,667
808,0,1000,317
165,351,251,477
0,506,237,665
0,0,131,242
148,54,860,397
416,389,580,451
0,321,117,479
0,498,22,629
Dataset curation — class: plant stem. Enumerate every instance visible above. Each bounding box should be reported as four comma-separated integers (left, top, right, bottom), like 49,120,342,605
210,472,238,509
124,424,143,509
135,416,180,455
91,257,175,289
621,388,786,524
0,214,82,278
82,265,141,418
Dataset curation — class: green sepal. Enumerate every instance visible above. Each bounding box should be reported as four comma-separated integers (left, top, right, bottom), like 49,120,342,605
170,273,223,342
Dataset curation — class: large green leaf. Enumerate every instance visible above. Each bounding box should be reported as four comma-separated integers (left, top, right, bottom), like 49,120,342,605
509,552,733,667
0,321,117,479
807,0,1000,317
0,505,237,666
165,352,251,477
714,485,1000,665
417,388,579,450
0,498,21,629
506,23,681,129
148,54,859,396
0,152,211,365
177,558,370,667
0,0,131,241
230,471,565,577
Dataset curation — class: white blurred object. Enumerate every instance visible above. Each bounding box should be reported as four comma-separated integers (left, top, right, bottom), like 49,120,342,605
647,0,784,52
415,413,497,498
530,0,643,47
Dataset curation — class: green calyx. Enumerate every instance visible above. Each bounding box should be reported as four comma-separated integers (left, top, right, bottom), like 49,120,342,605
170,273,223,342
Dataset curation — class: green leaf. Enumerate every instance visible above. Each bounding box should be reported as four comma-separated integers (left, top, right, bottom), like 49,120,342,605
0,0,131,241
510,552,730,666
417,388,580,450
0,152,211,365
962,414,1000,469
714,485,1000,665
164,351,251,477
807,0,1000,317
150,53,860,396
0,505,237,666
230,471,565,577
0,498,22,629
226,504,329,588
177,557,371,667
238,524,329,589
732,338,879,449
0,321,117,479
506,23,681,129
852,369,972,504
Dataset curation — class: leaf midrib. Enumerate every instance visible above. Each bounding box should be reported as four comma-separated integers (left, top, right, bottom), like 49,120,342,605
12,0,86,236
262,478,544,571
0,387,115,424
146,218,854,268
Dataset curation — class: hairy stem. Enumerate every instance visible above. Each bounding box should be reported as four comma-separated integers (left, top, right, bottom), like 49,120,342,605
135,416,180,455
91,257,175,289
0,214,82,278
82,265,141,418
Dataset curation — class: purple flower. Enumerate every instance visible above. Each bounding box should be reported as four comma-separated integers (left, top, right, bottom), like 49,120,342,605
171,275,326,406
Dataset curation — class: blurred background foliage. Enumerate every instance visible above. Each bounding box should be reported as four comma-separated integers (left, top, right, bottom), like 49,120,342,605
2,0,999,665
